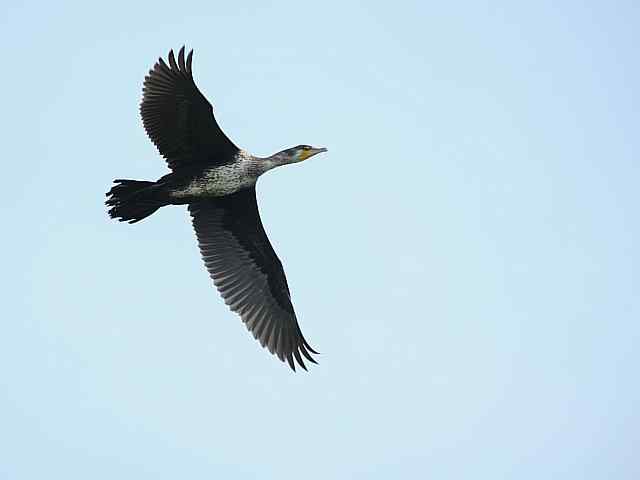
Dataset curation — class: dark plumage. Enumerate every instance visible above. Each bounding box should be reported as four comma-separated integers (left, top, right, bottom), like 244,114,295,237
106,47,327,371
140,48,238,170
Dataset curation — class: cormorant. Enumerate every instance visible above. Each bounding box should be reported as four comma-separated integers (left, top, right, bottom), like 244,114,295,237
106,47,326,371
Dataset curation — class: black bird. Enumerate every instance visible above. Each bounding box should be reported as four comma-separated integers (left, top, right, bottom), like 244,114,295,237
106,47,327,371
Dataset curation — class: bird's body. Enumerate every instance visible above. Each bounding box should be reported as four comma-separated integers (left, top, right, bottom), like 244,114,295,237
106,47,326,370
170,153,257,198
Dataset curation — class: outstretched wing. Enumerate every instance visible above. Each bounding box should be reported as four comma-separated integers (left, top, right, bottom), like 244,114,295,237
189,188,318,371
140,47,239,170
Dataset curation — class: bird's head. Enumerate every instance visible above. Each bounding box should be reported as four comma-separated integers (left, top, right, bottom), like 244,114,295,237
261,145,327,173
279,145,328,164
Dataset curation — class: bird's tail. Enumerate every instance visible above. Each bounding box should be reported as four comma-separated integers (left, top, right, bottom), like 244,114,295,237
106,179,167,223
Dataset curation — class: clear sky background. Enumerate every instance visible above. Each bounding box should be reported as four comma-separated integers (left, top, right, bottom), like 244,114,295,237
1,1,638,478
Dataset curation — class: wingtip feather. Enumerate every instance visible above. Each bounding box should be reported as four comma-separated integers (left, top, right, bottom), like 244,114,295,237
187,50,193,75
178,46,186,73
168,49,178,71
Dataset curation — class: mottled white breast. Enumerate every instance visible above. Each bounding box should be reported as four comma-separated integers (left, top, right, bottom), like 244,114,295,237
172,151,260,198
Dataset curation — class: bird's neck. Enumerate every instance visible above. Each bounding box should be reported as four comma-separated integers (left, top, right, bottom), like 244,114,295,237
241,150,289,177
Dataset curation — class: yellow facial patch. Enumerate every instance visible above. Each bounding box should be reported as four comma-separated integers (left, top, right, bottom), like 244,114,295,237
298,149,313,161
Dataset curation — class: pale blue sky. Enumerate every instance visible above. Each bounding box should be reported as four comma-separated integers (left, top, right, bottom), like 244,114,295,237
1,1,638,478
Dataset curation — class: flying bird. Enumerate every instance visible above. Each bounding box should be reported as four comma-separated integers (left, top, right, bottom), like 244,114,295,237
106,47,326,371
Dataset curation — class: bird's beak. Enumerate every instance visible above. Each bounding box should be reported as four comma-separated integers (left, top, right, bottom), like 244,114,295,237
301,147,328,161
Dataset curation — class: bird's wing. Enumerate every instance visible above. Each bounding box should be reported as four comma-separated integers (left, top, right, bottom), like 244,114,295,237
140,47,239,170
189,188,318,370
